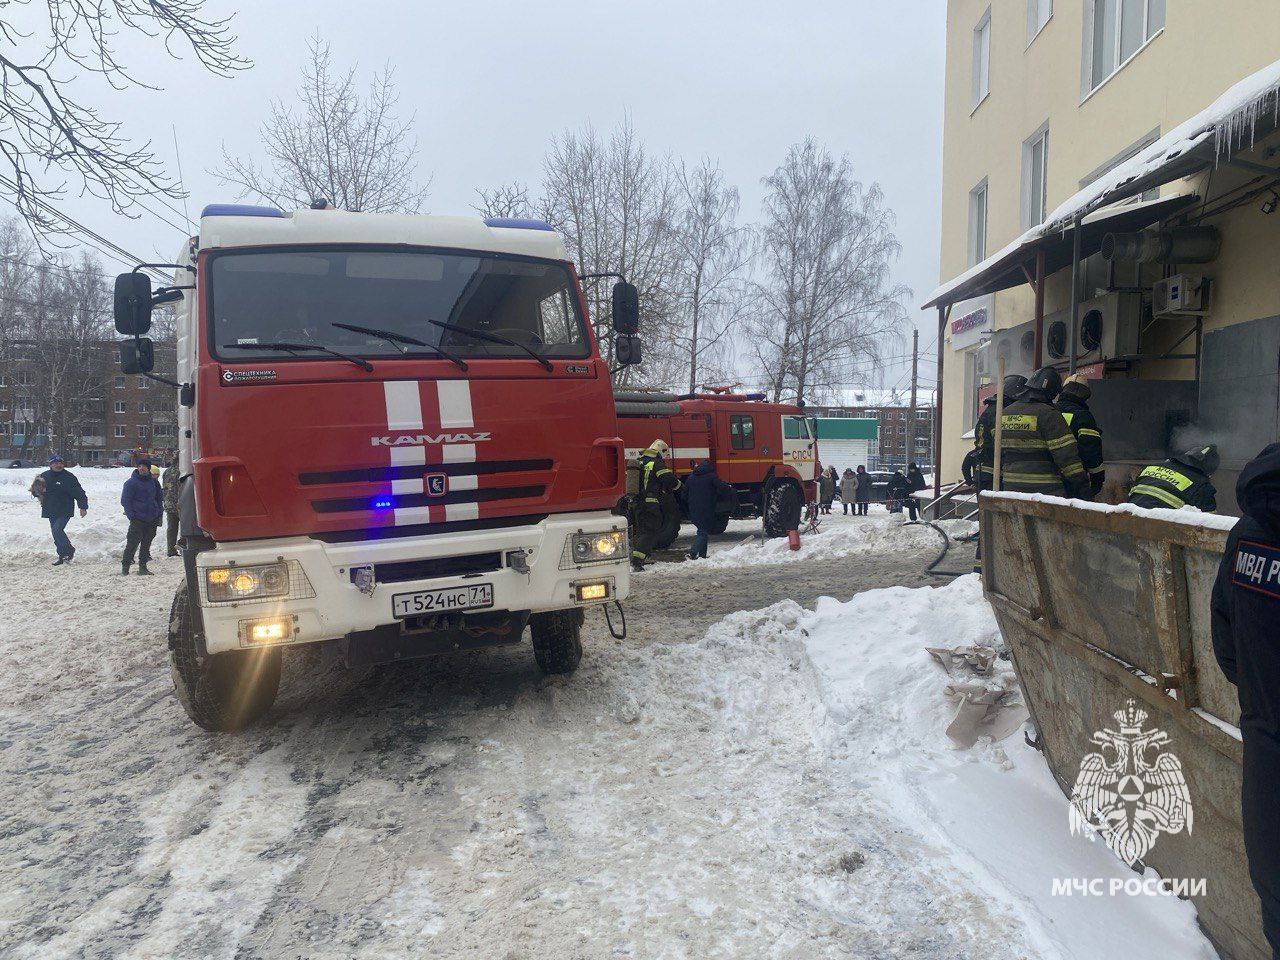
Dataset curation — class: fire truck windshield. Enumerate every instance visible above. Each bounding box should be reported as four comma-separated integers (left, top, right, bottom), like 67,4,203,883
208,248,589,362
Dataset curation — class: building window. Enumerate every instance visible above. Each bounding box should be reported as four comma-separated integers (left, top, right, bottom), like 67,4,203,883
137,376,148,389
0,422,8,436
730,415,756,450
971,7,992,109
0,398,6,412
114,376,124,388
87,450,101,463
114,401,127,414
114,424,126,438
139,402,148,414
1088,0,1164,92
1022,123,1049,229
1027,0,1051,43
138,425,150,439
17,370,33,386
968,178,988,267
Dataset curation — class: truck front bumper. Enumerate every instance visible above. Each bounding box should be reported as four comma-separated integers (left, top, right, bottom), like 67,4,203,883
195,511,630,656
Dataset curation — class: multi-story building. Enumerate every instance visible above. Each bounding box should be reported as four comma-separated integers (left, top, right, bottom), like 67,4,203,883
928,1,1280,510
1,339,177,466
810,398,936,470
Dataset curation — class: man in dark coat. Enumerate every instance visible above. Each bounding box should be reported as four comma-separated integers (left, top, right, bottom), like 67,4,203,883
680,460,732,560
120,458,164,575
1055,373,1105,497
887,470,912,518
998,367,1089,499
1211,443,1280,957
1128,445,1218,512
854,465,872,515
30,454,89,565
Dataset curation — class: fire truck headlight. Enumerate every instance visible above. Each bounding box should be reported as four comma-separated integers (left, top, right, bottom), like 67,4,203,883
568,530,626,564
206,562,290,602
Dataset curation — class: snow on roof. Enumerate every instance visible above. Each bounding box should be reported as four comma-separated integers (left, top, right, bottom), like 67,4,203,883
928,57,1280,309
198,208,569,261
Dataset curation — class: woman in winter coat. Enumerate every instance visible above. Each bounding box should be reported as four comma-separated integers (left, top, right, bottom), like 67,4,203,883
818,467,836,514
839,468,857,514
854,465,872,516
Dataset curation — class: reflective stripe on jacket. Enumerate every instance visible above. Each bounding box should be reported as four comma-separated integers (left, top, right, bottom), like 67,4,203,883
1128,461,1218,512
995,396,1088,497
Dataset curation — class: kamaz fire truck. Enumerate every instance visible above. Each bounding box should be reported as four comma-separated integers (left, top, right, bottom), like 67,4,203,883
615,390,819,546
115,206,642,731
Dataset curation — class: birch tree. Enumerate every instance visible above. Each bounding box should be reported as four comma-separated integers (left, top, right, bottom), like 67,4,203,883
218,37,429,213
750,139,908,403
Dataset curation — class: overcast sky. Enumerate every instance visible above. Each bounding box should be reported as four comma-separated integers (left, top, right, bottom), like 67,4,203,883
41,0,947,397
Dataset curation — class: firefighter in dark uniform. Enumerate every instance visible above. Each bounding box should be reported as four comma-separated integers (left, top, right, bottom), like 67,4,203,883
973,374,1028,492
1127,445,1219,512
1055,373,1105,498
1211,443,1280,957
998,367,1089,498
630,439,680,570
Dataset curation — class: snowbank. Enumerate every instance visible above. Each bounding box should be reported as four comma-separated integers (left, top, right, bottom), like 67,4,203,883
659,513,975,572
0,467,138,563
988,490,1239,532
714,576,1215,960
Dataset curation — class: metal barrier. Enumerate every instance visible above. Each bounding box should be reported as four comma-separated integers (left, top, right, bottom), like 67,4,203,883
980,493,1266,960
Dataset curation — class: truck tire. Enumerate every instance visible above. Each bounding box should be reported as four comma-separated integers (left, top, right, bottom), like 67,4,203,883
653,509,682,550
762,482,802,538
530,609,583,675
167,588,281,732
707,513,731,535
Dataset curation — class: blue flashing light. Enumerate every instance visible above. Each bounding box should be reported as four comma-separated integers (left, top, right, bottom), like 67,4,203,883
483,217,555,232
373,497,394,510
201,203,287,219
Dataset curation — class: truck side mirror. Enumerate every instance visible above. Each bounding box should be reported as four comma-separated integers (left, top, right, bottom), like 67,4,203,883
612,281,639,336
615,334,642,367
114,272,153,335
119,337,155,375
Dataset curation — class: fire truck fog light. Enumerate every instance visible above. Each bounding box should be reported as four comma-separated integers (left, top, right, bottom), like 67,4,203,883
240,617,293,646
574,580,611,603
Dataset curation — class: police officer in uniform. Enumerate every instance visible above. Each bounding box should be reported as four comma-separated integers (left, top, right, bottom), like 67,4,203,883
630,439,680,571
973,374,1028,491
997,367,1089,498
1055,373,1105,498
1211,443,1280,957
1127,445,1218,512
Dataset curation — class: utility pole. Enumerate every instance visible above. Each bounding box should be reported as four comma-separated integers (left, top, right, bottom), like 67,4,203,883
909,328,919,468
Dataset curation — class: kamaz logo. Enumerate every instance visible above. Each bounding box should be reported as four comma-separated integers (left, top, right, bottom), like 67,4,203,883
369,432,492,447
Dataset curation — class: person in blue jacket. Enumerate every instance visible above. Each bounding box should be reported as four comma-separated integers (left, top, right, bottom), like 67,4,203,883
30,454,89,565
120,458,164,575
679,460,732,560
1212,443,1280,958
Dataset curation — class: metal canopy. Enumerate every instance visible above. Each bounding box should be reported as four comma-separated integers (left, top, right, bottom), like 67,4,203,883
920,192,1200,310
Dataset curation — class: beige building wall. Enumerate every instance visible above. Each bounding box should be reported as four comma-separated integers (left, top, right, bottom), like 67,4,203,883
937,0,1280,482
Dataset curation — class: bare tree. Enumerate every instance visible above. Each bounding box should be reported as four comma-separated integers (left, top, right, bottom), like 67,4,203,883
670,159,746,393
749,139,908,404
0,1,247,238
473,182,534,220
218,37,429,213
540,119,682,387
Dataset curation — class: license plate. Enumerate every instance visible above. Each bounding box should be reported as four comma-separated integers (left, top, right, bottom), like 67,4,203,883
391,583,494,619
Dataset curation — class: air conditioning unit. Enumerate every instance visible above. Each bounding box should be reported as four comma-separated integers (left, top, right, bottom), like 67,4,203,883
1153,274,1211,317
1042,292,1142,365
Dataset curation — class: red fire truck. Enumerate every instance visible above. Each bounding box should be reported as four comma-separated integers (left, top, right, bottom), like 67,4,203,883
115,207,641,730
615,390,819,545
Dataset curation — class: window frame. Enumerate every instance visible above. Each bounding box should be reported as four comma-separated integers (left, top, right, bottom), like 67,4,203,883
968,178,989,268
114,400,127,414
113,424,126,439
971,7,993,111
1026,0,1052,45
730,414,756,450
1083,0,1165,98
1021,122,1050,230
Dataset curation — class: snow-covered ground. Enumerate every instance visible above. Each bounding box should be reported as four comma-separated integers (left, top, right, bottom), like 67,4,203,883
0,467,138,563
0,492,1216,958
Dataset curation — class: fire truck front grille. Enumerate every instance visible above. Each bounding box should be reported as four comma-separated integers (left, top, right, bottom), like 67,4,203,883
311,485,546,515
299,459,553,486
372,552,503,584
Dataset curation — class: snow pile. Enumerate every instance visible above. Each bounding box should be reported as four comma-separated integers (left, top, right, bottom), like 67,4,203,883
720,576,1215,960
662,514,975,571
989,490,1240,532
0,467,138,563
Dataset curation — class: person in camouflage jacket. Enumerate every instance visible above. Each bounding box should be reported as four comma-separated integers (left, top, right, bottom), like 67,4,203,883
162,457,182,557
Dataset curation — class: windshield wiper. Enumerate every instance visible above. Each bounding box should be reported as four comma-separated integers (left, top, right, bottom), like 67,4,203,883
425,319,554,372
331,322,467,371
221,341,373,372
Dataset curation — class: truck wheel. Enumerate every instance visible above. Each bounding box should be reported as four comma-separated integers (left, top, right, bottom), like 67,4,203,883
653,510,682,550
762,482,802,538
168,588,281,732
707,513,731,535
530,609,583,675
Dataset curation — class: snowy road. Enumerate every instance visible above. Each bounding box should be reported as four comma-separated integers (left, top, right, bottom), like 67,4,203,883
0,506,1213,959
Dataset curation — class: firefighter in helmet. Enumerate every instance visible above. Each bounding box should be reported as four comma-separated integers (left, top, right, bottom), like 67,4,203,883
997,366,1089,498
630,439,680,570
973,374,1027,492
1055,373,1105,498
1127,445,1219,513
